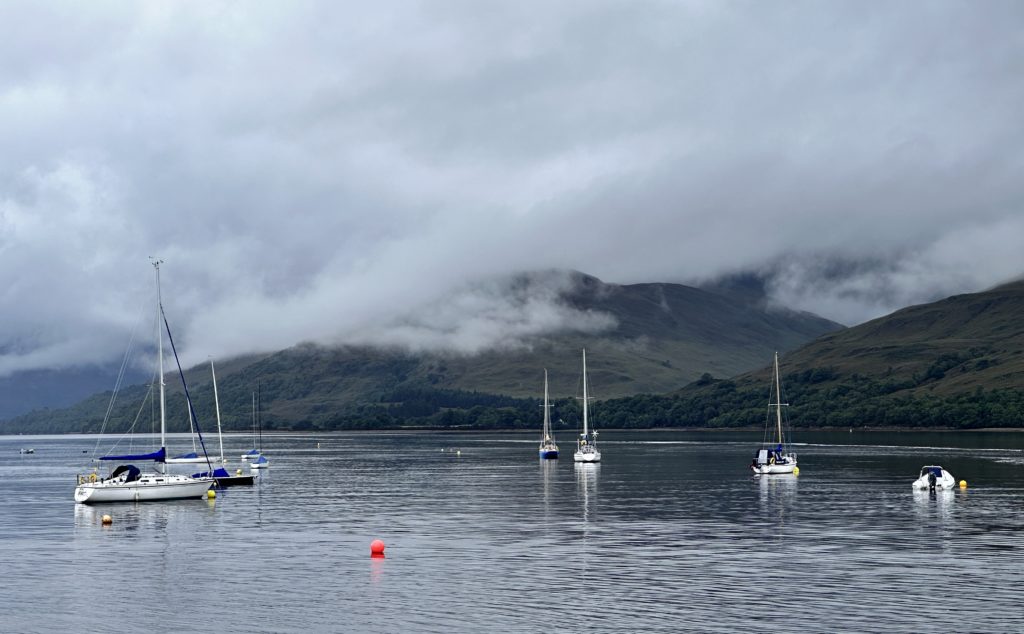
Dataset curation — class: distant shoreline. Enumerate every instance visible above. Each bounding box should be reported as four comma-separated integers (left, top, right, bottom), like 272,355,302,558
4,425,1023,437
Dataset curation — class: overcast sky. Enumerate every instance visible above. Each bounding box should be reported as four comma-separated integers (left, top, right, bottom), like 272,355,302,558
1,1,1022,375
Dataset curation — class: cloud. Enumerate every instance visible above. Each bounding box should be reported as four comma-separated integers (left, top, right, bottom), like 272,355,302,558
0,1,1022,374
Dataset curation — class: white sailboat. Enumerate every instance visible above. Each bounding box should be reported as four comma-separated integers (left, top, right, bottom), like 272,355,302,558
74,260,214,504
751,352,798,475
538,369,559,459
573,349,601,463
165,372,225,465
249,385,269,469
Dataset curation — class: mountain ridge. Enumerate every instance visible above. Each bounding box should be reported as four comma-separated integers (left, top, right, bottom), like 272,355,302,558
1,270,843,433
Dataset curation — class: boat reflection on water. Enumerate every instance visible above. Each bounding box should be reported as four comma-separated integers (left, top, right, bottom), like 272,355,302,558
757,472,798,529
540,458,557,513
73,496,216,536
912,486,956,519
575,462,599,524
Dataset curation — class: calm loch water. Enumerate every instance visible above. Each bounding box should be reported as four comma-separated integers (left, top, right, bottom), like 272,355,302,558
1,430,1023,632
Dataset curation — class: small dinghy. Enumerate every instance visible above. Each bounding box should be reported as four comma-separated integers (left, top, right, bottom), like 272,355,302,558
912,465,956,490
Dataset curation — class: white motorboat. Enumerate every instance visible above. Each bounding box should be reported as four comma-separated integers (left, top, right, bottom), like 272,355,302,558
751,352,798,475
912,466,956,490
74,260,213,504
573,349,601,463
538,369,559,459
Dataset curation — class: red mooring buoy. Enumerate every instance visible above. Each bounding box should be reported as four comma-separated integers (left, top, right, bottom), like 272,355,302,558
370,539,386,556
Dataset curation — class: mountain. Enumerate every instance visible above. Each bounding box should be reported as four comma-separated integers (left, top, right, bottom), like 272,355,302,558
1,271,842,433
0,365,147,421
600,278,1024,429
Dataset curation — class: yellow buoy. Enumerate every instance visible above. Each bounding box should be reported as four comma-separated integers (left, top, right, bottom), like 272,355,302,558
959,480,967,489
101,514,113,525
207,490,216,499
236,469,242,475
793,466,800,476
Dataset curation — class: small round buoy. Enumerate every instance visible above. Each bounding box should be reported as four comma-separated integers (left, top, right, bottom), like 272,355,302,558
793,466,800,476
959,480,967,489
101,514,113,525
456,450,461,456
370,539,386,556
207,490,216,499
236,469,242,475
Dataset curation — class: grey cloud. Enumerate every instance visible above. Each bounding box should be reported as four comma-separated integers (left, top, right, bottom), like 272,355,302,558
0,1,1022,375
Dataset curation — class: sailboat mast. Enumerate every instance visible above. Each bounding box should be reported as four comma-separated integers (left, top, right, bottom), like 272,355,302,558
582,349,589,437
774,351,783,446
543,369,551,439
153,259,167,452
211,359,224,461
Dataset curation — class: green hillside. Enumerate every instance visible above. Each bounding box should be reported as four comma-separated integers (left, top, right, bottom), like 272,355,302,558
1,272,841,434
598,279,1024,429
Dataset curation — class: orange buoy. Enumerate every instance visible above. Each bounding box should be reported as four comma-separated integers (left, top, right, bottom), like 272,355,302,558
370,539,386,556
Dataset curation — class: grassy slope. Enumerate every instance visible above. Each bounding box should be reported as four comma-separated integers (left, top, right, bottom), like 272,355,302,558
740,279,1024,395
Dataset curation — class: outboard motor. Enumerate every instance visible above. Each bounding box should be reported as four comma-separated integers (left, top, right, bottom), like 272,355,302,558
928,471,937,491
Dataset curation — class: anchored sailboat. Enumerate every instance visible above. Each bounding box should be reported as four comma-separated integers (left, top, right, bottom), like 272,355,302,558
241,389,261,461
538,369,559,459
751,352,798,475
192,359,255,487
74,261,214,503
249,384,269,469
573,349,601,463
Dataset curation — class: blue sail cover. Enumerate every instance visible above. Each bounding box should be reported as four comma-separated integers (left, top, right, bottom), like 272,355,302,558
110,465,142,481
173,452,200,460
192,467,231,478
100,447,166,462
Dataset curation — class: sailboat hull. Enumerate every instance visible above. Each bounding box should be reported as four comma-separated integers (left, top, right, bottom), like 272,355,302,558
74,476,213,504
752,461,796,475
573,450,601,463
539,449,559,459
214,474,256,487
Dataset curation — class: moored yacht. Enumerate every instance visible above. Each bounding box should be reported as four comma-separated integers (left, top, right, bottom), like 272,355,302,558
912,466,956,490
573,349,601,463
74,260,213,504
539,369,559,459
751,352,797,475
